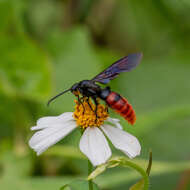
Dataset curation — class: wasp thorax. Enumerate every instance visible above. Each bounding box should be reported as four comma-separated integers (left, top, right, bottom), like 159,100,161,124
78,80,91,87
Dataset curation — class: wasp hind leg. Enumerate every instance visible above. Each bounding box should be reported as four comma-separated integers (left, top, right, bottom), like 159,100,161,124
92,97,99,123
105,104,109,113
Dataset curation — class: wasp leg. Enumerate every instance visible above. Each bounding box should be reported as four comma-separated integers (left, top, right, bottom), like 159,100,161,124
105,104,109,113
92,97,99,123
86,97,94,112
77,95,85,114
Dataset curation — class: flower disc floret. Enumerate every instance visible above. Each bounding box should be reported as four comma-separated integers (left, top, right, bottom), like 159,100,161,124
73,99,108,128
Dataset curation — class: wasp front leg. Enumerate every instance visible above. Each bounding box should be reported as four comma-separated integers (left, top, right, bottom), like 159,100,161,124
76,95,85,114
86,97,94,112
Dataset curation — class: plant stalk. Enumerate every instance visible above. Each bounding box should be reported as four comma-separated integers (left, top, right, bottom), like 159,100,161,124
88,160,93,190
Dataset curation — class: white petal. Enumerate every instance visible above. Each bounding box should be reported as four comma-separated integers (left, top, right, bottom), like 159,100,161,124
101,124,141,158
107,117,123,129
29,120,77,155
31,112,74,130
79,127,111,166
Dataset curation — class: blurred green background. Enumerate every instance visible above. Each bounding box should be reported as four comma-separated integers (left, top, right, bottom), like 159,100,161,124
0,0,190,189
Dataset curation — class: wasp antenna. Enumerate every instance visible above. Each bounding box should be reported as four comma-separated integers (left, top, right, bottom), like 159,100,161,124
47,89,71,106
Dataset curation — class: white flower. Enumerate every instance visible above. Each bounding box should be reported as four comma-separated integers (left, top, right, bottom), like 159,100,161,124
29,112,141,166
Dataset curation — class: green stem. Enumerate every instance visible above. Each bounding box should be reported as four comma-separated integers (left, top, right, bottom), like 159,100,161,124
121,160,149,190
88,160,93,190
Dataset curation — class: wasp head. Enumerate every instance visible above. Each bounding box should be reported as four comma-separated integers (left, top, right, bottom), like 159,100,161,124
71,83,80,96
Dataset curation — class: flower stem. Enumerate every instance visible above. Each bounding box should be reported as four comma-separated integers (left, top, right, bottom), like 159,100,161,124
88,160,93,190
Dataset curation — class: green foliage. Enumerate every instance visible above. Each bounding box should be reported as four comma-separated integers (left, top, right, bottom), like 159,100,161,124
88,156,150,190
0,0,190,190
0,0,26,33
0,33,51,100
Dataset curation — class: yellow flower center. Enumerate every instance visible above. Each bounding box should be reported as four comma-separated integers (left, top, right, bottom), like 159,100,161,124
73,98,109,128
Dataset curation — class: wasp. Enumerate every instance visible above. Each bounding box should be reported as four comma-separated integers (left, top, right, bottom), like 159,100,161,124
48,53,142,125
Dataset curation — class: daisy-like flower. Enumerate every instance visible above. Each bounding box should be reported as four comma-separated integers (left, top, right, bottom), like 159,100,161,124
29,99,141,166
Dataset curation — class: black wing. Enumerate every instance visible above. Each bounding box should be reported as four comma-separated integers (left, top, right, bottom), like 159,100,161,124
91,53,143,84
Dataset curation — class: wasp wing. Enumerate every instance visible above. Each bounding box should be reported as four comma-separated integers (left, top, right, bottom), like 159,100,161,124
92,53,143,84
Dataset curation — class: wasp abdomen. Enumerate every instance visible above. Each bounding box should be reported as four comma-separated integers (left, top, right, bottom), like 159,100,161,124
106,92,136,125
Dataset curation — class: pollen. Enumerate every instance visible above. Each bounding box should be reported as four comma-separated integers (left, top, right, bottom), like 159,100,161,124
73,98,109,128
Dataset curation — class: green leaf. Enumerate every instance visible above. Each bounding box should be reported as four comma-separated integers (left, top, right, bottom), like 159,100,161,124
130,179,145,190
88,157,149,190
146,151,152,176
129,151,152,190
95,159,190,189
60,180,100,190
60,184,71,190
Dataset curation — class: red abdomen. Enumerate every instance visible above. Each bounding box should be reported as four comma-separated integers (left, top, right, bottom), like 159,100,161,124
106,92,136,125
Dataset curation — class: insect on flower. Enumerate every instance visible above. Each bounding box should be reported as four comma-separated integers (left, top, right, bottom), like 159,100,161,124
48,53,143,125
29,53,142,166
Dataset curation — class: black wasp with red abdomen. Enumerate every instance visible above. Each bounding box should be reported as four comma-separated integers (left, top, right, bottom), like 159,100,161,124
48,53,143,125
